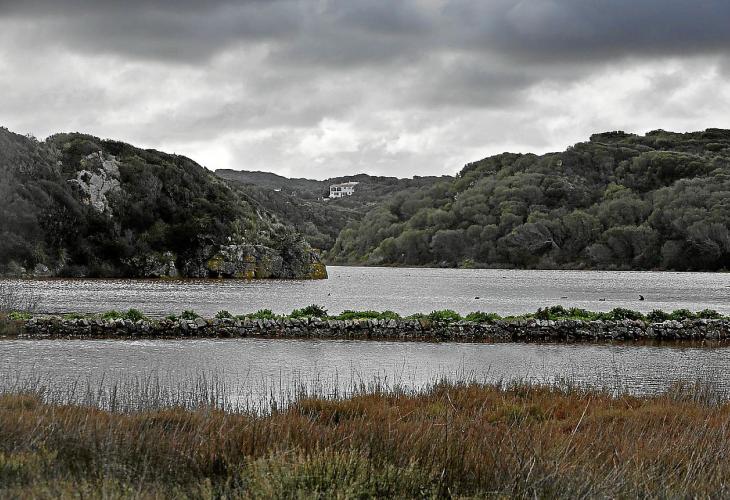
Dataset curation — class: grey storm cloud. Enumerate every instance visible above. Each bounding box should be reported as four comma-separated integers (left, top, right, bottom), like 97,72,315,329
2,0,729,63
1,0,729,178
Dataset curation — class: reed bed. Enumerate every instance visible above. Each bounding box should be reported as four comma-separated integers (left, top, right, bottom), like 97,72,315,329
1,373,730,498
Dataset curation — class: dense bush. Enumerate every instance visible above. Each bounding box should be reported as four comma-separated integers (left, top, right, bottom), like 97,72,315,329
647,309,670,322
100,309,147,321
124,309,146,322
290,304,328,318
464,311,502,323
428,310,463,323
335,310,402,321
328,129,730,271
244,309,279,320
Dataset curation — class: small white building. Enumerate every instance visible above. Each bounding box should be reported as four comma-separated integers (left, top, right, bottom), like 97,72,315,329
329,181,359,199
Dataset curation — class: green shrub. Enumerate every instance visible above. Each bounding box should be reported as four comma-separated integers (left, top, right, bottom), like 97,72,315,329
465,312,501,323
336,310,380,320
378,310,402,321
647,309,670,322
165,314,178,322
531,305,602,321
602,308,645,321
181,310,199,320
101,310,123,320
406,313,427,320
428,310,462,322
62,312,86,320
566,308,601,321
8,311,32,321
216,310,233,319
290,304,328,319
697,309,723,319
124,309,146,322
245,309,278,320
531,305,599,321
668,309,695,321
534,306,568,320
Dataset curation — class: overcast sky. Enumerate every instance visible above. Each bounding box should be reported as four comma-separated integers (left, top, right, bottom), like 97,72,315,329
1,0,729,179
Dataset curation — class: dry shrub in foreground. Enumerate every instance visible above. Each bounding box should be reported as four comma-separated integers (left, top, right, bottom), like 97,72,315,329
1,381,730,498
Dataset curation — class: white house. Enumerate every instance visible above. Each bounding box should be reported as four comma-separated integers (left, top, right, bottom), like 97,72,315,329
329,181,359,198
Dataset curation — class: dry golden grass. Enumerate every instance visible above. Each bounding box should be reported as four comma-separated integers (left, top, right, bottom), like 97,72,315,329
1,380,730,498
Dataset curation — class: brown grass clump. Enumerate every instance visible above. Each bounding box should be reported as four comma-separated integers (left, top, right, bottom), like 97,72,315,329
2,381,730,498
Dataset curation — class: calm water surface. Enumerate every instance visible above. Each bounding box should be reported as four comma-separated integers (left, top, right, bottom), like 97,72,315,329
3,267,730,404
4,266,730,317
1,338,730,402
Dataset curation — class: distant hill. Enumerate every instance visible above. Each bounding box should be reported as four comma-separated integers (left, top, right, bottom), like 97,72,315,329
216,169,447,251
0,127,326,279
328,129,730,271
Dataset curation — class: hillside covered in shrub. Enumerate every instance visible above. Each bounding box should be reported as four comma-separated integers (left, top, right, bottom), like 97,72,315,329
329,129,730,271
216,170,446,251
0,127,325,279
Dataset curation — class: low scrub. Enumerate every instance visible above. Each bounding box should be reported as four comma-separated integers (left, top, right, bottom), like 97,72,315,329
2,380,730,497
290,304,328,319
100,309,147,322
10,306,729,326
427,309,462,322
335,310,401,321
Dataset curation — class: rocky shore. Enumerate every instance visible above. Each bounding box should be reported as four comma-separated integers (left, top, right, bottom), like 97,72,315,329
14,315,730,342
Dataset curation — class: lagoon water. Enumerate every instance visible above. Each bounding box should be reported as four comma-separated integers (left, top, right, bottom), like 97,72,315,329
2,267,730,403
4,266,730,317
2,338,730,405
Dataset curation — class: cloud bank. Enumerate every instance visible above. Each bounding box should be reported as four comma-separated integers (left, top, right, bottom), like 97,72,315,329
1,0,729,178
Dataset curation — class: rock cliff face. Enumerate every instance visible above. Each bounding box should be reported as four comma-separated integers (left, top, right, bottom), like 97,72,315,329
0,127,327,280
66,152,121,214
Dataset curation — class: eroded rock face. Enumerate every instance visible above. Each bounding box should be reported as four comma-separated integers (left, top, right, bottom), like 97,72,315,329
205,243,327,280
67,151,121,214
205,244,283,279
125,252,179,278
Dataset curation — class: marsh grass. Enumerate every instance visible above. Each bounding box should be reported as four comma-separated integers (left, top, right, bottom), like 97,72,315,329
1,372,730,498
0,281,40,314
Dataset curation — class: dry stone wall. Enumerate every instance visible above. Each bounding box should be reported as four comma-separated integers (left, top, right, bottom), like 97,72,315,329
17,316,730,342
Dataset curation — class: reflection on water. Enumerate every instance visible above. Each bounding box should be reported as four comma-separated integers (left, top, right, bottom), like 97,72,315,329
2,338,730,406
3,266,730,317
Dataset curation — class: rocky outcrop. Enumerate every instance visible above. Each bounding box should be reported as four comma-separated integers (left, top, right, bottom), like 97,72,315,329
15,316,730,341
67,151,121,214
125,252,179,278
204,244,283,279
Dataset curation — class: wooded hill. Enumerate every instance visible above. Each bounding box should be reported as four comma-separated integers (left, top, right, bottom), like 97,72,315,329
0,127,325,279
216,169,446,251
326,129,730,271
